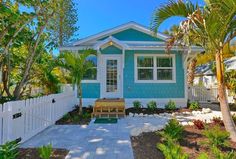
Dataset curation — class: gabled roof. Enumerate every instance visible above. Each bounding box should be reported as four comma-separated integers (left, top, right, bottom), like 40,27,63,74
94,36,129,50
73,22,169,46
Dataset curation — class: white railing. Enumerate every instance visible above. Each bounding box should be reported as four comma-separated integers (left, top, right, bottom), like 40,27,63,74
188,86,218,103
0,91,77,145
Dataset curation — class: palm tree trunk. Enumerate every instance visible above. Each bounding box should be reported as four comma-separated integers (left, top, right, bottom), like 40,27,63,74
216,49,236,142
78,84,83,115
187,58,197,86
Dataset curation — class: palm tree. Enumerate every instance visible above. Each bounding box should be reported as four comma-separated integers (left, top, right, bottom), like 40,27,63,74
151,0,236,141
58,49,96,114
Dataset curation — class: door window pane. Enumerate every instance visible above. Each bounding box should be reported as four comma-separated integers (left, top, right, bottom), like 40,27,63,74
106,60,118,92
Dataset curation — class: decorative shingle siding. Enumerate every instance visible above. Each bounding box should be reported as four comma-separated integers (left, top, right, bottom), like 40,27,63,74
101,46,122,54
123,50,185,98
99,28,164,41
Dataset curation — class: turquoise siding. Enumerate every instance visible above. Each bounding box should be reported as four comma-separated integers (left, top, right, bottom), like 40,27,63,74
100,29,163,41
123,50,185,98
101,46,122,54
82,83,100,98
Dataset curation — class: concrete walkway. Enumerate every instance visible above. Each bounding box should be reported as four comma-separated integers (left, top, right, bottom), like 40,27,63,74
21,117,168,159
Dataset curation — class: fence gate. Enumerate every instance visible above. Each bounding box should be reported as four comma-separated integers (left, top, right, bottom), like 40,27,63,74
188,86,218,103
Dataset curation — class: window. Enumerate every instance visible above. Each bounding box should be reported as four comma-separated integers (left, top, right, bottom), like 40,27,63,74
83,55,97,80
137,56,154,80
135,54,175,83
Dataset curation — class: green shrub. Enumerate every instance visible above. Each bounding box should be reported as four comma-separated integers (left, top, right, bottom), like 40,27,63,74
147,101,157,111
165,100,176,110
38,144,53,159
82,112,91,119
161,118,184,141
157,138,188,159
212,146,236,159
203,125,230,148
0,140,19,159
189,101,200,110
197,153,209,159
133,100,141,109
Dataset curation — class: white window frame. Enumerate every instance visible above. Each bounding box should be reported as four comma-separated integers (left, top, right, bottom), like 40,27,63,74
134,54,176,83
82,54,99,83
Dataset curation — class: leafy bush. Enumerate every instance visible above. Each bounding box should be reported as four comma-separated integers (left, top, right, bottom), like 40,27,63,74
165,100,176,110
212,117,224,126
157,137,188,159
38,144,53,159
147,101,157,111
82,112,91,119
0,140,19,159
193,120,205,130
133,100,141,109
203,125,230,148
189,101,200,110
161,119,184,141
211,146,236,159
197,153,209,159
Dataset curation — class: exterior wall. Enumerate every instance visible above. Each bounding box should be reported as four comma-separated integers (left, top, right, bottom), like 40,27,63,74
99,29,164,41
123,50,185,98
82,83,100,98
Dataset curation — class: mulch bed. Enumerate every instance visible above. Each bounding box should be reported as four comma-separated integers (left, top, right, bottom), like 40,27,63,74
55,107,93,125
126,107,192,115
17,148,69,159
131,125,236,159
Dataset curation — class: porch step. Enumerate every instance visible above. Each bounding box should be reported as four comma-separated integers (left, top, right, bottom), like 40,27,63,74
92,98,125,118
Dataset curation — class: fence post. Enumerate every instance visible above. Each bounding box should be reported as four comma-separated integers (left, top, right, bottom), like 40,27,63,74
2,102,13,143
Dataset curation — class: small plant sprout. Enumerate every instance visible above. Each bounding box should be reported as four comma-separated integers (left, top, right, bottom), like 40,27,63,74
38,143,53,159
133,100,142,109
147,101,157,111
165,100,176,110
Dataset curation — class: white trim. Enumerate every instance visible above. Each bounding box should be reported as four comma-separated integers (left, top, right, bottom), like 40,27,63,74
81,98,187,108
73,22,169,46
134,54,176,83
100,55,123,98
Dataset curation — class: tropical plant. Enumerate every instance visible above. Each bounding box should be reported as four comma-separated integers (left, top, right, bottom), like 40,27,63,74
203,125,230,148
38,144,53,159
193,120,205,130
157,137,189,159
133,100,141,109
189,101,200,110
160,118,184,141
58,49,96,114
165,100,176,110
151,0,236,141
147,101,157,111
212,117,224,126
0,140,19,159
211,146,236,159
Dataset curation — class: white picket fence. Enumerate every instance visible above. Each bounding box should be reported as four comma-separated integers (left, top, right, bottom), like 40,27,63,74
188,86,218,103
0,91,77,145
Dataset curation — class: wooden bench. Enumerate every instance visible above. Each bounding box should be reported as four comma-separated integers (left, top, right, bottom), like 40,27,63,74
92,98,125,118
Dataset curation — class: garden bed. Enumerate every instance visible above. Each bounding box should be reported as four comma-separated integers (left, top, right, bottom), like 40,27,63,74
56,107,93,125
126,107,192,115
17,148,69,159
131,125,236,159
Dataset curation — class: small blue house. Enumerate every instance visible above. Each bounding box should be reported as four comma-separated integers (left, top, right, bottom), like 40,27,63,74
60,22,201,108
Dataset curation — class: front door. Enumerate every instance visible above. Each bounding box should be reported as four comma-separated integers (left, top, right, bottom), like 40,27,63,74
101,55,123,98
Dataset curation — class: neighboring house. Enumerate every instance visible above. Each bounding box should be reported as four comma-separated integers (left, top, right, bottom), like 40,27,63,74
60,22,201,108
194,56,236,88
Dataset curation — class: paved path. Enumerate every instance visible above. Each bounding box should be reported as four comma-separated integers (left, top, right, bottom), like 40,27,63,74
21,117,168,159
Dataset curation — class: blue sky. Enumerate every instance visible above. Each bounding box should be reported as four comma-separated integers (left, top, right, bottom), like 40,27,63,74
76,0,204,39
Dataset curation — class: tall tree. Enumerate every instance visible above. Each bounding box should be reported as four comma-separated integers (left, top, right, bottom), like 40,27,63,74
50,0,79,46
152,0,236,141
